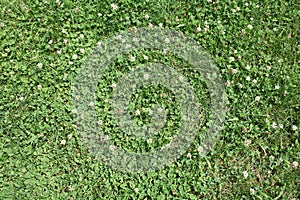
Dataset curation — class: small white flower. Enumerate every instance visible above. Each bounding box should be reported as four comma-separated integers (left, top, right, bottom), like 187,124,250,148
247,24,253,29
187,153,192,158
197,27,202,32
111,83,117,88
69,61,73,65
292,161,299,168
60,139,66,145
271,121,278,129
37,62,43,69
134,188,139,193
135,109,140,116
67,134,72,139
292,125,297,131
165,38,170,43
145,14,149,19
97,41,101,47
255,96,260,102
236,7,241,11
48,40,53,44
250,17,254,21
143,55,148,60
97,120,103,125
143,73,149,80
179,76,184,81
89,101,94,107
57,50,62,55
197,146,204,153
243,171,248,179
97,13,102,17
19,96,24,101
148,23,153,28
246,76,251,81
250,188,255,195
231,68,237,74
111,3,118,10
129,55,135,62
229,56,235,62
270,155,275,160
80,48,85,54
207,0,212,2
72,108,77,113
37,84,42,90
159,23,163,27
132,37,139,43
225,80,231,87
252,79,257,84
244,139,251,146
63,39,68,45
157,107,164,113
279,124,283,129
275,85,280,90
148,109,153,116
72,54,78,60
147,138,153,144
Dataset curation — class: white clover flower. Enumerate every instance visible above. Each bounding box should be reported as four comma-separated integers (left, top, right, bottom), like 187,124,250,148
229,56,235,62
97,13,102,17
97,120,103,125
255,96,260,102
165,38,170,43
129,55,135,62
111,83,117,88
231,68,237,74
69,61,73,65
147,138,153,144
243,171,248,179
252,79,257,84
72,108,77,114
197,27,202,32
275,85,280,90
187,153,192,158
157,107,164,113
225,80,231,87
236,7,241,11
247,24,253,29
148,23,153,28
89,101,94,107
246,76,251,81
159,23,163,27
244,139,251,146
57,50,62,55
179,76,184,81
72,54,78,60
80,48,85,54
134,188,139,193
97,41,101,47
37,84,42,90
148,109,153,116
19,96,24,101
250,188,255,195
292,125,297,131
63,39,68,44
143,55,148,60
111,3,118,10
271,121,278,129
197,146,204,153
135,109,140,116
145,14,149,19
60,139,66,145
143,73,149,80
37,62,43,69
292,161,299,168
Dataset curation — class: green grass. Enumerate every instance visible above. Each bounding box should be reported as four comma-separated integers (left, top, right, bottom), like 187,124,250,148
0,0,299,199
